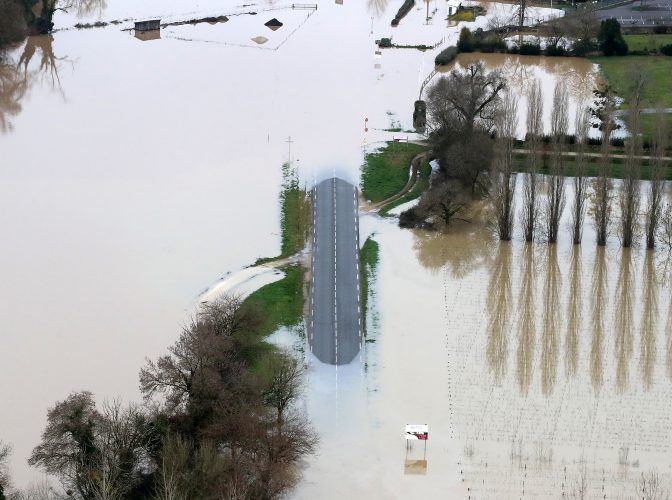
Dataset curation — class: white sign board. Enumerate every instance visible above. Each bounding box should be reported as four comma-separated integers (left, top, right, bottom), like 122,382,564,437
405,424,429,440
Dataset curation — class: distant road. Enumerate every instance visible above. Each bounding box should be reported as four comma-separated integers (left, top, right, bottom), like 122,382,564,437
308,178,361,365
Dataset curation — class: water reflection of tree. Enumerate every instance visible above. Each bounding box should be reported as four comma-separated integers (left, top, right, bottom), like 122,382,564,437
516,243,536,395
71,0,108,18
486,242,512,383
565,246,582,378
367,0,389,18
0,57,28,133
614,249,634,393
413,224,494,278
639,251,657,390
667,287,672,381
590,247,607,393
0,35,69,133
540,245,560,396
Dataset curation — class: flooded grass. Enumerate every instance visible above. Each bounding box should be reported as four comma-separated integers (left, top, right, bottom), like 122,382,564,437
591,56,672,108
361,142,427,203
378,158,432,216
512,154,672,179
242,265,304,341
256,163,311,265
359,237,380,336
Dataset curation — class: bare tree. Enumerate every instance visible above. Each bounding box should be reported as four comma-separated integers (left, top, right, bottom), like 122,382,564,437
153,435,190,500
571,105,590,244
426,62,505,136
0,441,11,498
262,352,305,430
593,92,616,246
620,67,645,248
521,79,543,242
637,469,670,500
646,109,669,249
545,82,569,243
412,180,468,228
28,391,103,499
566,3,600,55
568,466,589,499
491,92,519,241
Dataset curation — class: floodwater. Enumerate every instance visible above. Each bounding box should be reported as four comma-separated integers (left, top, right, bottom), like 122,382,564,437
0,0,656,496
442,53,601,138
295,176,672,498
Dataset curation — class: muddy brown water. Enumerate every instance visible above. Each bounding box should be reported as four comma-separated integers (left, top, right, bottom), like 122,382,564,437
2,0,668,497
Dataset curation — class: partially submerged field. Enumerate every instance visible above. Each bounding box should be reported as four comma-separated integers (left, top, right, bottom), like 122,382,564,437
591,55,672,142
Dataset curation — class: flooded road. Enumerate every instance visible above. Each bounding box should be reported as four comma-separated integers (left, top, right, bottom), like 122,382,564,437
1,0,664,496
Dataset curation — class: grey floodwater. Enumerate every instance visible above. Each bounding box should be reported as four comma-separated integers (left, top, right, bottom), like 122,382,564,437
1,0,669,497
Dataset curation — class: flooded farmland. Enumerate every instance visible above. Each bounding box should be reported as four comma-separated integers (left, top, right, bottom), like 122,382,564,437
2,0,671,497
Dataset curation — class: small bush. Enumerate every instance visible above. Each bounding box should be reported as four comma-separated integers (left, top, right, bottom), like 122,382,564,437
588,137,602,146
629,49,648,55
545,45,566,56
654,25,668,34
434,45,458,65
610,137,625,147
480,38,507,53
398,207,425,228
457,27,474,52
519,43,541,55
571,38,594,56
661,44,672,56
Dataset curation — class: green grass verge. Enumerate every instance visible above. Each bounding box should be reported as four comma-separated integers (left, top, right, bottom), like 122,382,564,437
448,10,475,22
591,56,672,108
359,237,380,337
379,159,432,216
255,163,311,265
513,154,672,180
623,34,672,52
242,265,305,340
361,142,427,203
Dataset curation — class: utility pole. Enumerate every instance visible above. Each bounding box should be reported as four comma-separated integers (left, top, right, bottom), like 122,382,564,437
286,136,294,165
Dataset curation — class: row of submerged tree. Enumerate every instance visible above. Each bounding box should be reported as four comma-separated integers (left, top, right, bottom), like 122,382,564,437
406,62,671,250
0,296,317,500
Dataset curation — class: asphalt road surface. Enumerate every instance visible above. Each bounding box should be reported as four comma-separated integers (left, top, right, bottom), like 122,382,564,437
595,0,672,25
309,178,361,365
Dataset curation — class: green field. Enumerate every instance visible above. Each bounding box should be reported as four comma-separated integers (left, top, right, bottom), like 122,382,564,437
361,142,426,203
591,56,672,143
379,159,432,216
591,56,672,108
623,34,672,52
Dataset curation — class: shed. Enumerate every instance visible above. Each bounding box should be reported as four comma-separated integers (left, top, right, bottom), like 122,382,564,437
135,19,161,32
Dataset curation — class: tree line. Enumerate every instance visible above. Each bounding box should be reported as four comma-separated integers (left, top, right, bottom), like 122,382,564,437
0,295,317,499
403,61,671,249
